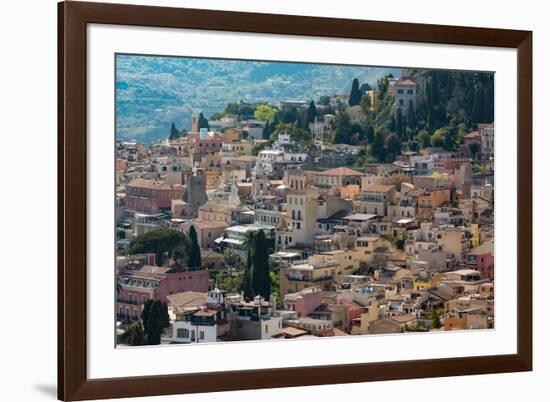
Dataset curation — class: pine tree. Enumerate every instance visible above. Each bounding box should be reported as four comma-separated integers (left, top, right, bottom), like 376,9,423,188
348,78,362,106
187,225,201,270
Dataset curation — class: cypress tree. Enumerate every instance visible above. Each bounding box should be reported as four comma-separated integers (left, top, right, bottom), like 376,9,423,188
242,231,255,301
365,125,375,143
262,120,271,139
161,302,170,328
187,225,201,270
169,122,180,139
141,300,153,333
198,112,210,130
371,130,386,162
348,78,362,107
143,300,167,345
387,133,402,157
306,100,317,125
269,114,280,136
333,112,352,144
396,108,404,138
471,88,485,124
406,104,416,131
252,230,271,300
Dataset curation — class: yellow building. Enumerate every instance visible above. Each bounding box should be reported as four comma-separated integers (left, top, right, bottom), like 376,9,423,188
222,128,244,142
469,223,480,248
313,249,360,275
355,235,393,264
350,302,380,335
279,257,339,297
413,279,432,291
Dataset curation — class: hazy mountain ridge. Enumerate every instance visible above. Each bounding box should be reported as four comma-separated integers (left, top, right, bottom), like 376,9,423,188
116,55,399,144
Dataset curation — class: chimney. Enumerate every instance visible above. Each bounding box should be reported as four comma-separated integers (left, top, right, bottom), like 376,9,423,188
191,115,198,133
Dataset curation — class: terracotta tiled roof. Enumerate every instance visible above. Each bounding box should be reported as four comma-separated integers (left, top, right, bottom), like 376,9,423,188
166,291,207,308
317,167,363,176
395,79,416,86
281,326,308,337
128,178,181,190
390,313,416,323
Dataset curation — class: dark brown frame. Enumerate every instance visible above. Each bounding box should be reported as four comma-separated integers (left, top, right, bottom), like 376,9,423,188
58,1,532,400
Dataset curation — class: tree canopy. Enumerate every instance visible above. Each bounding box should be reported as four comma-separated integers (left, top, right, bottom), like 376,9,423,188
272,123,311,148
128,229,189,266
121,322,147,346
254,104,278,122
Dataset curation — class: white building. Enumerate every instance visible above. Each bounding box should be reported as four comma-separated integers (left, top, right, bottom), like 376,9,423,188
171,289,230,344
391,79,417,114
411,155,433,176
257,133,308,175
234,295,283,340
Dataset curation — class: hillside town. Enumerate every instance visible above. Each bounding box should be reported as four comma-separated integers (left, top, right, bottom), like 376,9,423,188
115,70,495,346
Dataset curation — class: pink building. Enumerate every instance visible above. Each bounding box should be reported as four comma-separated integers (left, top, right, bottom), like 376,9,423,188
468,242,494,279
283,287,323,317
187,132,224,163
125,178,183,214
117,264,209,322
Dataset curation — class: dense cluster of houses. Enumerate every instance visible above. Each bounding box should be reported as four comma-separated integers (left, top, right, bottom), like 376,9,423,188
116,79,495,344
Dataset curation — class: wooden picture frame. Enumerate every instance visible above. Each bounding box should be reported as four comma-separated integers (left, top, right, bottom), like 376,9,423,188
58,1,532,400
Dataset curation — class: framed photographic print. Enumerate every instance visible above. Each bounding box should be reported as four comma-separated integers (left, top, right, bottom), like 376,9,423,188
58,1,532,400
